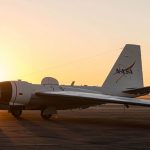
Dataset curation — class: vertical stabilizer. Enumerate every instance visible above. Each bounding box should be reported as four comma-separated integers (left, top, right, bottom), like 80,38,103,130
102,44,143,97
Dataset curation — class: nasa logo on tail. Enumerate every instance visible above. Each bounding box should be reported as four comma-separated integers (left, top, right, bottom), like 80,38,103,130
114,61,136,83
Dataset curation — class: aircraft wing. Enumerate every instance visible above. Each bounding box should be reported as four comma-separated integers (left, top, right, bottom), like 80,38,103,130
36,91,150,107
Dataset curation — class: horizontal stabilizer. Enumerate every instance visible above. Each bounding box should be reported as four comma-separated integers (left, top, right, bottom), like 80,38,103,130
123,86,150,96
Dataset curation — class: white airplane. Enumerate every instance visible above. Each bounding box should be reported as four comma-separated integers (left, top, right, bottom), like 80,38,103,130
0,44,150,119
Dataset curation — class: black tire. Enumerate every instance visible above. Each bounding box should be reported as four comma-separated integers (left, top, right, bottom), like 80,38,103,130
41,109,52,120
11,109,22,118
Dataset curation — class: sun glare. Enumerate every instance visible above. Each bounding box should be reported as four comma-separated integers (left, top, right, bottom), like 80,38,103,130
0,66,8,82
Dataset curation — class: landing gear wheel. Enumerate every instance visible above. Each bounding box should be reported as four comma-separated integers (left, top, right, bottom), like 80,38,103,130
10,109,22,118
41,109,52,120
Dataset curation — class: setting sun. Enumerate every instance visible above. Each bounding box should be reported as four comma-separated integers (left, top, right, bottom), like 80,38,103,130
0,65,8,81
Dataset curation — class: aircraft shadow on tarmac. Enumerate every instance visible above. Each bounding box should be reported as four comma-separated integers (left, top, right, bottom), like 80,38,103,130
17,116,150,130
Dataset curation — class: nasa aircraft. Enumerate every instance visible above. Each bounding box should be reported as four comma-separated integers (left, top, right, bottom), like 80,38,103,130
0,44,150,119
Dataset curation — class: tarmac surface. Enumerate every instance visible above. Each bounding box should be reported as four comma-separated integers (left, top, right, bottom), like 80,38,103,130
0,105,150,150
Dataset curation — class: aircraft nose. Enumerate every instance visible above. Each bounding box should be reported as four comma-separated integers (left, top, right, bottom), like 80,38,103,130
0,89,2,101
0,85,3,102
0,82,12,104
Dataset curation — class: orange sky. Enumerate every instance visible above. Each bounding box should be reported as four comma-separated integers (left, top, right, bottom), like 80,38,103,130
0,0,150,86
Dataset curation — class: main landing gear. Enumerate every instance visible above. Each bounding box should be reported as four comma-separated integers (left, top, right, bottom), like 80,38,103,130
41,107,57,120
8,106,57,120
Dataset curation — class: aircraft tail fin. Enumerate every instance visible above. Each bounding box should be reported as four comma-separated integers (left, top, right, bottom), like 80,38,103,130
101,44,143,97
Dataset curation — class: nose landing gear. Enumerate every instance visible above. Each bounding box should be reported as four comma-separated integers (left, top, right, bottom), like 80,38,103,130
9,108,22,118
9,106,23,118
